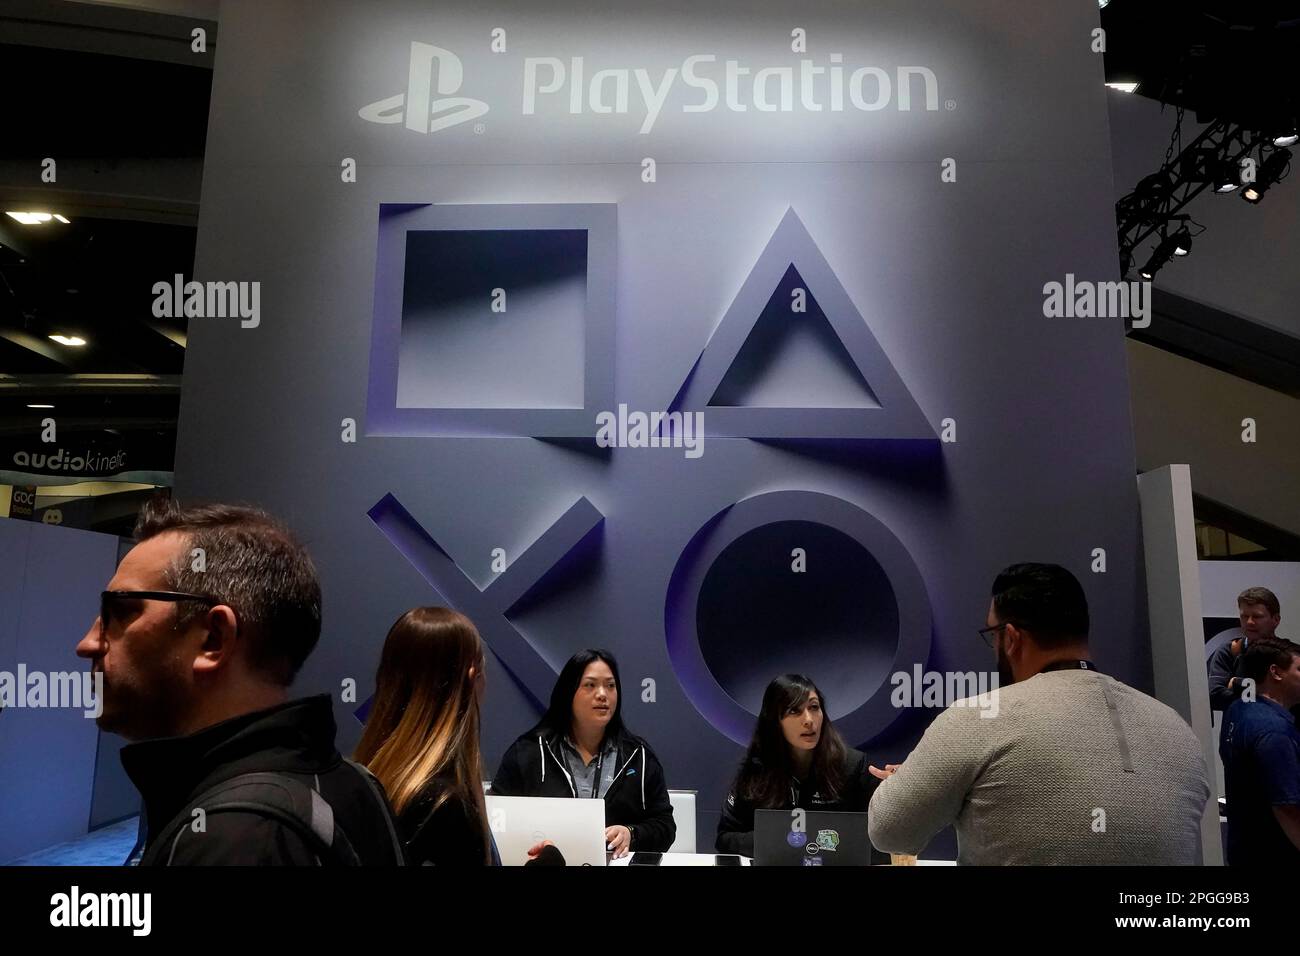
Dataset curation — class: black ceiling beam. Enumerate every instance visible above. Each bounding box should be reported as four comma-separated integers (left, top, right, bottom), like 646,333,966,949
0,0,217,68
1129,289,1300,400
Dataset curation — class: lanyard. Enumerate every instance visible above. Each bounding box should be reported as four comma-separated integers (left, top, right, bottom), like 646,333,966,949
591,745,605,799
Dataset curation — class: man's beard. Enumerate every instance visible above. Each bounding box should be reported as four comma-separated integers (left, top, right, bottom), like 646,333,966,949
996,645,1015,687
96,671,189,741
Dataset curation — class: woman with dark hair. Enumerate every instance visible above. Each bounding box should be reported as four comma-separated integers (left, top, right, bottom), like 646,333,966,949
490,648,676,857
355,607,495,865
716,673,884,859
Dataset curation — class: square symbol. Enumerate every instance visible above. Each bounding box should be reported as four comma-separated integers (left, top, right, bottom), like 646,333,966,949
367,203,616,437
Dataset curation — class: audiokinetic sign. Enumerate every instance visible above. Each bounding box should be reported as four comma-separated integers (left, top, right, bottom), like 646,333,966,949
1,435,173,480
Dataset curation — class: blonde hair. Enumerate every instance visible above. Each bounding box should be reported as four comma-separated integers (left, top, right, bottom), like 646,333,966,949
354,607,491,862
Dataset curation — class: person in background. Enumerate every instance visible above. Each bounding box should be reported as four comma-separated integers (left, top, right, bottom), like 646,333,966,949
1209,587,1284,712
76,497,405,866
490,648,675,857
1219,637,1300,865
716,674,884,860
355,607,496,865
868,562,1210,865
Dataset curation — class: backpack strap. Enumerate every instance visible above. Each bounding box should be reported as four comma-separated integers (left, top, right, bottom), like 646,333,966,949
342,758,409,865
143,772,361,866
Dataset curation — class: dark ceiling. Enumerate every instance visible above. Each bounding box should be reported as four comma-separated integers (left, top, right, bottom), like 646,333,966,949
1102,0,1300,130
0,39,209,448
0,41,212,160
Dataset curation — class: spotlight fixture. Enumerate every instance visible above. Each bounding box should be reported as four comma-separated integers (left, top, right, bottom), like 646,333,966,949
1241,148,1292,204
1135,171,1174,200
48,334,87,347
1139,250,1171,281
1212,160,1240,193
1139,233,1183,280
1170,226,1192,256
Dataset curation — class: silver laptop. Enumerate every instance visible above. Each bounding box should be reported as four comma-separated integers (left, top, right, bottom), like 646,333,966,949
485,795,608,867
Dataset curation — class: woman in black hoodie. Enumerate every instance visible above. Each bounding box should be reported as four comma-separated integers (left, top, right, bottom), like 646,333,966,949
717,673,885,860
490,649,676,857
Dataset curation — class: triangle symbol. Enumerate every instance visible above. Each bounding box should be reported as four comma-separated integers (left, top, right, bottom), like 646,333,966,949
709,264,881,409
668,208,935,439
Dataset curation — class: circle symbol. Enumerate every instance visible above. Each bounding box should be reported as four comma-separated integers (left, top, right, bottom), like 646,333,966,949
664,491,932,745
945,99,957,111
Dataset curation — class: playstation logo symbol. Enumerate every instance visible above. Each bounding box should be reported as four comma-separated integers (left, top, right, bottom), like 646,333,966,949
359,41,489,134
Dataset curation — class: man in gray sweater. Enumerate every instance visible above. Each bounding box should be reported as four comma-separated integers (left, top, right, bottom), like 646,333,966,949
868,563,1211,865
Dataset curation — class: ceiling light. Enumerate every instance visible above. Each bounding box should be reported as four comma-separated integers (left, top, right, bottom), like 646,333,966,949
5,211,69,225
26,403,55,409
48,334,87,347
1106,82,1139,94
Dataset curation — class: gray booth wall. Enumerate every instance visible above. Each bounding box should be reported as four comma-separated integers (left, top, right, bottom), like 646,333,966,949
176,0,1144,847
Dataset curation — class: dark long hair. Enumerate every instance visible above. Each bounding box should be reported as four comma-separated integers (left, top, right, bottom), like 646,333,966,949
733,674,848,808
532,648,626,740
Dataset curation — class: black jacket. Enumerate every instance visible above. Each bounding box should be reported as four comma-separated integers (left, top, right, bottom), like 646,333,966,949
122,695,405,865
1208,637,1250,712
400,778,492,866
490,726,676,852
716,747,884,860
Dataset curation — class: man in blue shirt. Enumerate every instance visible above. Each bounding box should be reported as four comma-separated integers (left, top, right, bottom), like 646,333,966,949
1220,636,1300,865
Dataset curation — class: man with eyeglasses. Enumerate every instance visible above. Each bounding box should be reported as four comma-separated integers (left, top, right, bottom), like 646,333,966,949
76,497,405,866
867,563,1212,864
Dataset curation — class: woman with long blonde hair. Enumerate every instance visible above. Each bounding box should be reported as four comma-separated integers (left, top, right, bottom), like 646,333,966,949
355,607,494,865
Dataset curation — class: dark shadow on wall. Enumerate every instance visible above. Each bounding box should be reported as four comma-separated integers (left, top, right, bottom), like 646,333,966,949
752,437,950,498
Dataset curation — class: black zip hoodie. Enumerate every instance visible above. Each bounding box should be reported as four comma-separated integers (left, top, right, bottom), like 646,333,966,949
716,747,885,860
121,695,404,865
489,725,676,852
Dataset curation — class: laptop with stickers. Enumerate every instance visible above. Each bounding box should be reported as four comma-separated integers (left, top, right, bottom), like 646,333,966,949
753,809,881,866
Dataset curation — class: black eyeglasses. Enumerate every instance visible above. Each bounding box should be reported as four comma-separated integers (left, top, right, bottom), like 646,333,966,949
99,590,218,632
978,622,1008,648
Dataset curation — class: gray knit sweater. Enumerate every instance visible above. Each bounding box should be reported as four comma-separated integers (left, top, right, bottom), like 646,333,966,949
868,669,1211,864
